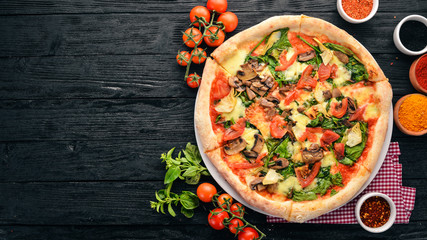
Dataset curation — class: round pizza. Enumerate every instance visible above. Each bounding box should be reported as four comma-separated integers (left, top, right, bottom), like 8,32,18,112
195,15,392,222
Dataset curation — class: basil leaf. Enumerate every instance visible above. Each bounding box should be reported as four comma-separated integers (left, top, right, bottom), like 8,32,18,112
185,173,201,185
164,166,181,184
331,172,343,187
181,206,194,218
180,191,199,210
292,191,317,201
168,203,176,217
182,166,198,177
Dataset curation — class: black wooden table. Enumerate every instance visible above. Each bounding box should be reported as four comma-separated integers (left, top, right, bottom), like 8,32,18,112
0,0,426,239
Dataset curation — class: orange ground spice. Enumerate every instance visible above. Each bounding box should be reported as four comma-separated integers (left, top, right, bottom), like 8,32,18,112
342,0,373,19
360,196,390,228
398,94,427,132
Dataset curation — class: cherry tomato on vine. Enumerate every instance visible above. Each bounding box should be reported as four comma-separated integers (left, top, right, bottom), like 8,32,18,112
230,203,245,217
197,182,217,202
238,227,259,240
229,218,244,234
186,73,201,88
217,12,238,32
207,0,228,13
190,6,211,27
217,193,233,208
208,208,229,230
204,26,225,47
176,51,191,66
183,28,202,48
191,48,207,64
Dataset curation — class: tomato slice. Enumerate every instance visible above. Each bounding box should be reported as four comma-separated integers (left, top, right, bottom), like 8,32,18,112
330,98,348,118
330,64,338,79
275,49,298,71
320,130,341,147
223,118,246,141
288,32,317,54
230,152,267,169
318,63,332,82
284,90,299,105
297,65,317,90
295,161,321,188
334,142,345,160
270,116,287,139
212,73,231,100
349,105,367,121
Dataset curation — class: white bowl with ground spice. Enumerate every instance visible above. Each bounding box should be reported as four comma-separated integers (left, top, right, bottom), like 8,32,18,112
394,93,427,136
337,0,379,24
355,192,396,233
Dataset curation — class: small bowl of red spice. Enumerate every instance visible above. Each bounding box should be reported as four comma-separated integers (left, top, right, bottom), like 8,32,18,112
355,192,396,233
394,93,427,136
409,54,427,94
337,0,378,24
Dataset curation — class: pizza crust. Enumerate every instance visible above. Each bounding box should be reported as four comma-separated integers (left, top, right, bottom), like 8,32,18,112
300,15,387,82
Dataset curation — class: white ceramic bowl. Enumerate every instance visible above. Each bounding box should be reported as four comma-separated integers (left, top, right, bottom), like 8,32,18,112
393,15,427,56
337,0,379,24
355,192,396,233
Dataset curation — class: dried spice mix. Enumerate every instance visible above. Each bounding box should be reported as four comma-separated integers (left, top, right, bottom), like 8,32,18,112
342,0,373,19
360,196,391,228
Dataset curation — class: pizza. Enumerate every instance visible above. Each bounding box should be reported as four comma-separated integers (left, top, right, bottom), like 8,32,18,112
195,15,392,222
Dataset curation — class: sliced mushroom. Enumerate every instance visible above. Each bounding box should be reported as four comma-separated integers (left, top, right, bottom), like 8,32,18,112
298,50,316,62
323,90,332,100
341,119,354,128
334,51,349,64
243,150,258,160
224,137,247,155
259,98,276,108
237,63,258,81
347,97,357,114
248,59,266,72
251,134,265,154
246,88,257,100
297,106,306,113
228,76,246,92
279,85,293,95
250,177,266,191
332,88,342,98
263,76,275,89
266,96,280,105
267,183,278,193
250,83,267,97
301,144,324,164
271,158,289,170
286,124,296,141
281,108,291,118
265,108,277,121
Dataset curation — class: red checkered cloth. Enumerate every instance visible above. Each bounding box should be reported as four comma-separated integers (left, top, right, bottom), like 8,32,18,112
267,142,416,224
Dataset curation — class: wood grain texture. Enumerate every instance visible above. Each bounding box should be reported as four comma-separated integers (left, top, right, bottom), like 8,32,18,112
0,54,417,100
0,12,425,57
0,179,425,225
0,0,426,15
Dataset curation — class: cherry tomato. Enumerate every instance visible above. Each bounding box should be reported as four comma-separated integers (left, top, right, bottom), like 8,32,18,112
217,193,233,208
186,73,201,88
229,218,244,234
275,49,297,71
223,118,246,141
297,65,317,90
295,162,321,188
230,203,245,217
204,26,225,47
270,115,287,139
189,6,211,27
197,183,217,202
207,0,228,13
208,208,229,230
238,227,259,240
318,63,332,81
191,48,207,64
320,130,341,147
217,12,238,32
330,98,348,118
334,142,345,160
183,28,202,48
176,51,191,66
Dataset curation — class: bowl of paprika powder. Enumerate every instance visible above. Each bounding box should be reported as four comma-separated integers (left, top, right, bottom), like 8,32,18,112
337,0,378,24
355,192,396,233
393,93,427,136
409,54,427,94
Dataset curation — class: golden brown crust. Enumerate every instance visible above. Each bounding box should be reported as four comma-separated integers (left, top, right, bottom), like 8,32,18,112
300,15,387,82
195,58,228,151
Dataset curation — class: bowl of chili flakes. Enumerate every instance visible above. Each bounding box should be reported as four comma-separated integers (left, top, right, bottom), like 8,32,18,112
355,192,396,233
337,0,379,24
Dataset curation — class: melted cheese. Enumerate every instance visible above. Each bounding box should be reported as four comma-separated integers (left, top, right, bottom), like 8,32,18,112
321,152,337,167
222,98,246,121
262,169,284,185
241,128,259,150
283,61,308,80
364,104,379,119
291,142,303,162
221,50,248,76
278,176,302,194
304,178,318,191
291,113,311,140
329,55,351,87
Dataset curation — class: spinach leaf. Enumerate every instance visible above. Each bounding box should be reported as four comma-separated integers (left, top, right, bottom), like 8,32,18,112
266,28,291,55
280,161,295,179
344,122,368,162
266,138,281,152
297,35,321,53
275,138,291,158
345,56,369,83
239,91,254,107
304,54,322,66
331,172,343,187
317,166,331,178
311,178,333,196
307,113,323,127
323,42,354,57
292,191,317,201
331,189,338,196
339,157,355,166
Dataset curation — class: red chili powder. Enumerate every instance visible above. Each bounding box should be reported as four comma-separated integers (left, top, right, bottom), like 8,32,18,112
416,55,427,90
342,0,374,19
